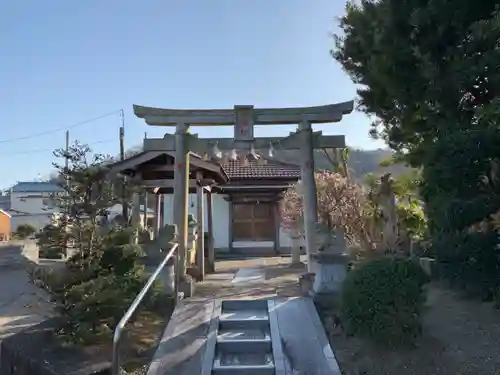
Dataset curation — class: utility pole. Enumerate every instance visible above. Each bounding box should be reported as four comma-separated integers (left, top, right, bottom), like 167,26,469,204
65,130,70,171
64,130,70,258
119,109,128,223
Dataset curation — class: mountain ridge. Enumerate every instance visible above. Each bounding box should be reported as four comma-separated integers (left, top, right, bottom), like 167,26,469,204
272,148,408,180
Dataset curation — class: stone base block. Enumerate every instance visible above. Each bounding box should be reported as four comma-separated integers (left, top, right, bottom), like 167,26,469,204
289,260,306,269
187,266,208,281
311,252,349,295
205,260,215,274
312,291,342,311
162,258,176,295
178,274,195,298
419,257,436,277
299,272,315,297
186,266,198,279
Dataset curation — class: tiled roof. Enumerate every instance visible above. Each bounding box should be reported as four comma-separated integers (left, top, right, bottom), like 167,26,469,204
0,195,10,210
11,181,63,193
0,209,11,218
221,158,301,179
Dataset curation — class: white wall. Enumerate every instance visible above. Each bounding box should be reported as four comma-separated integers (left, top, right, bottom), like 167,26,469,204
11,214,52,231
163,193,230,249
10,192,61,231
10,192,60,215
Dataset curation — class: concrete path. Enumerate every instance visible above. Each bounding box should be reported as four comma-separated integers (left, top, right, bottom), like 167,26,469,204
195,255,307,300
0,242,55,340
231,266,266,285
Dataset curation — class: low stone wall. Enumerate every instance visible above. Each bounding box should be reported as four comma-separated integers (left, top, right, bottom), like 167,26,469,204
419,257,437,278
0,319,113,375
0,241,38,269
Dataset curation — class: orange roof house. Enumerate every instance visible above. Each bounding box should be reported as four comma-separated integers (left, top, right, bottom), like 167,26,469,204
0,209,11,241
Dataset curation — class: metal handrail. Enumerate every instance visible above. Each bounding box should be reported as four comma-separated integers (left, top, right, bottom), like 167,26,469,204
112,242,179,375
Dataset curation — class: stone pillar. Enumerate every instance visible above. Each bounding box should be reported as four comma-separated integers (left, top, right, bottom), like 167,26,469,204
173,122,193,296
299,119,318,273
131,192,141,244
290,232,302,264
164,224,177,296
196,173,205,281
154,193,161,239
206,190,215,273
163,257,176,295
274,203,281,254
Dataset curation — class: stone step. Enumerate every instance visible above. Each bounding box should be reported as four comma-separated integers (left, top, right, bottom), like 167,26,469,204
218,310,269,330
212,353,275,375
212,300,275,374
216,327,272,353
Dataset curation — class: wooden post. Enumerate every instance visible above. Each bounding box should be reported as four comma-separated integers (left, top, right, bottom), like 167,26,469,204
159,194,165,229
274,202,280,254
196,172,205,280
154,193,161,239
131,192,141,244
143,191,148,229
206,190,215,273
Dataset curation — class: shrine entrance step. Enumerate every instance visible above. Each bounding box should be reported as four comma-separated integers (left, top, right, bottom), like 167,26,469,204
212,300,274,374
146,297,342,375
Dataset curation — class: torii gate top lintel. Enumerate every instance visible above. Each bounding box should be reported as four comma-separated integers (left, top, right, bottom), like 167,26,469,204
133,101,354,276
133,101,354,127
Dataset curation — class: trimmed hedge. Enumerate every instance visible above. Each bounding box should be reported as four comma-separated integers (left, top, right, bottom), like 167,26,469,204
341,256,429,347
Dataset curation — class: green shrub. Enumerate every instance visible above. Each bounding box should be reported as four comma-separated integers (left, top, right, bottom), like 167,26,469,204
36,224,67,258
57,272,162,344
15,223,37,239
341,256,429,347
99,242,145,276
396,202,428,239
39,246,65,259
431,230,500,300
51,227,163,344
30,224,169,345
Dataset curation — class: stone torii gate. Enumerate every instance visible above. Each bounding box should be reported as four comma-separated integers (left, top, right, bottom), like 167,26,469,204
134,102,354,282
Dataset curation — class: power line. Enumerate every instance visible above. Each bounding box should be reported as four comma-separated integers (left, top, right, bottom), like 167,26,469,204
0,109,122,144
0,139,114,156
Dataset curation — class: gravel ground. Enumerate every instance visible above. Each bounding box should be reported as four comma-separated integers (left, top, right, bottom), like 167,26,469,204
327,284,500,375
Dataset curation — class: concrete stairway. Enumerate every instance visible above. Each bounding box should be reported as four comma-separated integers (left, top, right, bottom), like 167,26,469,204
147,297,342,375
212,300,274,374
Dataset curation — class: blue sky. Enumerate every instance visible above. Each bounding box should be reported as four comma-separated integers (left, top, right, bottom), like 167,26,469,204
0,0,384,189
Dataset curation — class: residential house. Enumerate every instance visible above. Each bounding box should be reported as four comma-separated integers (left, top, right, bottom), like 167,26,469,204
0,209,11,241
10,181,63,231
